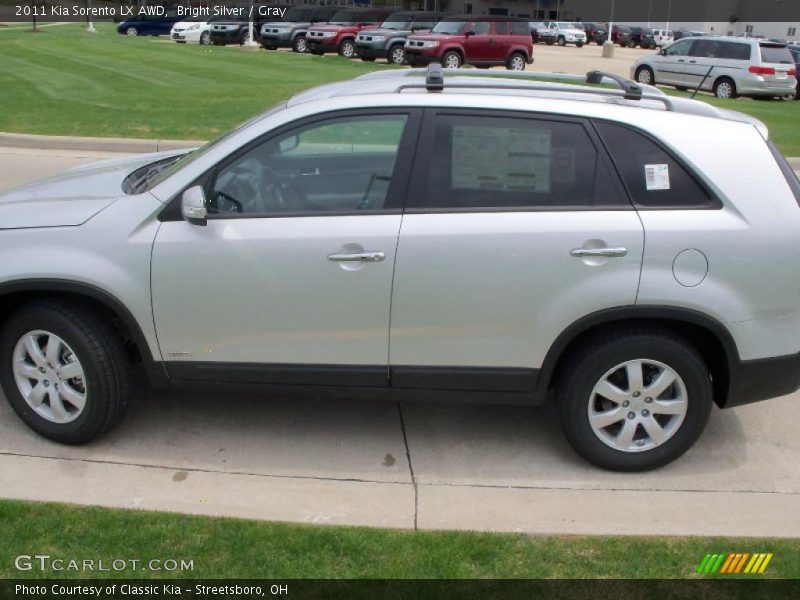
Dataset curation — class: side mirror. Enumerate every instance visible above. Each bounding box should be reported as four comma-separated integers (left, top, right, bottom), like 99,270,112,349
279,134,300,153
181,185,207,226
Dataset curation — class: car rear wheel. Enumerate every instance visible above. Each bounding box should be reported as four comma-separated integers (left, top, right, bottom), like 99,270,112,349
635,66,655,85
442,50,462,69
0,302,130,445
389,44,406,65
557,36,566,46
126,27,138,36
713,77,737,99
292,36,307,53
338,39,356,58
200,31,210,45
507,52,526,71
557,331,712,471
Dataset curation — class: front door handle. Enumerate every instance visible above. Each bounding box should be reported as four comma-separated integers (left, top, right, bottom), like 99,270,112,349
327,252,385,263
570,247,628,258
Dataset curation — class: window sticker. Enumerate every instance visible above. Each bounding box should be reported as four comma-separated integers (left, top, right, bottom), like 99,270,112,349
452,126,551,192
645,163,670,190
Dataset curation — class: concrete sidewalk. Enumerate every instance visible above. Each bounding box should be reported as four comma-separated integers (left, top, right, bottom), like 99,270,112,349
1,147,799,538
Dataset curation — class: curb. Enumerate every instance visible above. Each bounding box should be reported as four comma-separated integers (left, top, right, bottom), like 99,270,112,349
1,132,799,169
0,132,204,153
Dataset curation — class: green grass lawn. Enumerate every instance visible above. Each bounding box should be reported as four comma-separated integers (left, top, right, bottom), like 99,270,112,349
1,23,799,155
0,23,397,140
1,499,799,579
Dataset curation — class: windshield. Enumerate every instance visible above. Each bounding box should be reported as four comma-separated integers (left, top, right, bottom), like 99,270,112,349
432,20,466,34
760,44,794,64
283,8,309,21
137,103,287,193
329,10,357,25
380,19,413,30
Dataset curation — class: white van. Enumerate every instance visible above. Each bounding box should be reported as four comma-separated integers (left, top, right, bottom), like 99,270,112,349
652,29,674,47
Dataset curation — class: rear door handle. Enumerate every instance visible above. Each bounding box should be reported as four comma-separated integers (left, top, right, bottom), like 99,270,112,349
327,252,385,263
570,247,628,258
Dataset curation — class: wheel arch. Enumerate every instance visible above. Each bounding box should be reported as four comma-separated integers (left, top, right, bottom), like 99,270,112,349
537,306,737,408
0,279,167,386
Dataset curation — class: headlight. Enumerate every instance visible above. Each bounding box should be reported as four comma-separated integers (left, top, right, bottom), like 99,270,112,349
370,35,386,42
188,24,200,31
421,40,439,48
321,31,336,38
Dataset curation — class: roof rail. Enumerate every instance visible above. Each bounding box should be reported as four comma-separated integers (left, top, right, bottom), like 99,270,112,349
586,70,642,100
396,63,674,111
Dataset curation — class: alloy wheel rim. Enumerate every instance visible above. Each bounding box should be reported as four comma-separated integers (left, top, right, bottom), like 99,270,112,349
638,69,652,84
343,42,354,57
12,330,88,424
587,359,688,453
445,54,460,68
391,47,404,64
717,83,732,98
297,38,306,52
127,28,137,36
511,56,525,70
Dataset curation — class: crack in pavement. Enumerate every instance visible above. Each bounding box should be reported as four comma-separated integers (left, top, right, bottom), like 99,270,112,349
396,402,419,530
1,450,797,498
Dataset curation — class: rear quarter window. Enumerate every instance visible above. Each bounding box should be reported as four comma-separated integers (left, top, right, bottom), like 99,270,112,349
594,122,720,209
720,42,752,60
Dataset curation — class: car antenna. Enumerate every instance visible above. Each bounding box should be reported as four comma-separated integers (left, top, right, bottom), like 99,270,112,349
691,66,715,99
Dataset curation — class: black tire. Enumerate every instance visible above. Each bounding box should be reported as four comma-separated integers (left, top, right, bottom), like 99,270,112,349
557,330,713,471
338,39,356,58
506,52,527,71
576,42,584,48
292,35,307,53
199,31,210,45
713,77,738,99
635,65,655,86
388,43,406,65
557,36,566,47
442,50,462,69
0,301,129,444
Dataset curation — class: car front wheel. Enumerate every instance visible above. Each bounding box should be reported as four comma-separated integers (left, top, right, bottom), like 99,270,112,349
442,50,462,69
338,39,356,58
389,44,406,65
557,36,566,46
126,27,138,36
0,302,130,444
200,31,210,45
635,65,655,85
557,331,712,471
292,36,307,53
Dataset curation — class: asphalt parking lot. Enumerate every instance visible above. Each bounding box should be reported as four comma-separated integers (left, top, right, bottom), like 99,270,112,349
1,147,799,537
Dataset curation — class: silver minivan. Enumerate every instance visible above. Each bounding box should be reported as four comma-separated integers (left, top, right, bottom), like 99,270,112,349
632,36,797,98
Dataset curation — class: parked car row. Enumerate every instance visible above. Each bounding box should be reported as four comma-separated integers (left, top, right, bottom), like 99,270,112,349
632,36,798,99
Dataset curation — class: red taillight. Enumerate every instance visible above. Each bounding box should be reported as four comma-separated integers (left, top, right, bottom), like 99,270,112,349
749,65,776,75
789,67,798,76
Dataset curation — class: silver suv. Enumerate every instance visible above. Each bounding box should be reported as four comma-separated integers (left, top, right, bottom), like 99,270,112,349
633,36,797,99
2,67,799,472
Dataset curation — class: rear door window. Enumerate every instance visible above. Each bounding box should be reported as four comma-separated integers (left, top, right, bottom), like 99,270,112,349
594,122,719,209
408,113,628,210
495,21,508,35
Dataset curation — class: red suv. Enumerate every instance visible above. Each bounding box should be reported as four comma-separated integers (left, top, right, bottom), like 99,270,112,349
405,16,533,70
306,7,395,58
